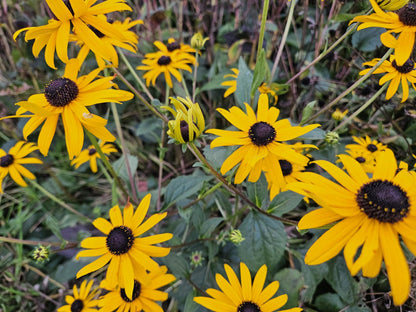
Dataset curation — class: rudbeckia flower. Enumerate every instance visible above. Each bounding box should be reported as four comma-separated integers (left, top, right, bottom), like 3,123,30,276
76,194,172,300
331,108,348,121
376,0,408,11
74,18,143,68
194,262,302,312
15,59,133,159
221,68,238,98
359,55,416,102
154,38,196,63
0,141,42,193
98,265,175,312
345,136,387,161
57,280,99,312
136,40,194,88
287,150,416,305
350,0,416,66
13,0,133,69
206,94,319,189
71,142,117,173
161,96,205,144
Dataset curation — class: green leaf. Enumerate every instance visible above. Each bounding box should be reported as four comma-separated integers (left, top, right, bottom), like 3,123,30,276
112,154,139,182
235,57,253,108
274,268,304,309
351,27,385,52
269,191,304,217
135,117,163,143
300,101,316,124
251,49,270,97
183,292,199,312
164,175,210,208
246,174,269,208
198,72,229,93
300,257,329,302
44,214,65,242
314,293,346,312
199,217,223,238
237,211,287,273
162,253,190,279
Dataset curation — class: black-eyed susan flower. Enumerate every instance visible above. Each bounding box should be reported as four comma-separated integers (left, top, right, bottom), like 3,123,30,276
75,18,143,68
359,55,416,102
345,136,387,162
76,194,172,300
98,265,175,312
194,262,302,312
343,148,376,173
13,0,133,69
0,141,42,193
331,108,348,121
154,38,196,63
350,0,416,66
287,149,416,305
376,0,408,11
221,68,238,98
71,142,117,173
266,156,310,200
136,41,194,88
15,59,133,159
57,279,99,312
206,93,319,186
258,82,280,106
161,96,205,144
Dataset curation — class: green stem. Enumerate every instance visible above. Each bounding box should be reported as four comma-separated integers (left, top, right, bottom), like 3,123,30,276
110,102,138,204
333,84,388,132
85,130,132,204
0,236,77,248
187,142,298,226
112,66,168,122
270,0,296,82
181,181,224,210
28,180,92,222
257,0,270,59
117,47,154,100
180,71,191,99
301,48,393,125
192,52,199,102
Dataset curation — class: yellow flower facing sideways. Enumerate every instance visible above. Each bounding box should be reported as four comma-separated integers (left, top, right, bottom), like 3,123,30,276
15,59,133,159
71,142,117,173
76,194,172,301
194,262,302,312
57,280,99,312
0,141,42,193
376,0,408,11
162,96,205,144
13,0,133,69
359,55,416,102
287,150,416,305
350,0,416,66
221,68,238,98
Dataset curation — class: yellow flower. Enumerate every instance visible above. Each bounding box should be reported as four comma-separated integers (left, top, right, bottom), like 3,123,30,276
194,262,302,312
13,0,133,69
288,150,416,306
74,18,143,68
359,55,416,102
191,32,209,50
343,149,377,173
15,59,133,159
154,38,196,63
76,194,172,300
331,108,348,121
221,68,238,98
345,136,387,161
136,41,194,88
98,265,175,312
350,0,416,66
206,94,319,188
376,0,408,10
57,280,99,312
0,141,42,193
161,96,205,143
71,142,117,173
258,82,279,105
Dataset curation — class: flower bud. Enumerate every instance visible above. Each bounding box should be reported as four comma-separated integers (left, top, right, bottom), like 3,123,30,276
191,32,209,50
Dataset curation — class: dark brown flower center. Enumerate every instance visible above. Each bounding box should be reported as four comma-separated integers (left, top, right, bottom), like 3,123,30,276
392,59,415,74
88,148,97,156
355,156,366,163
180,120,190,142
0,154,14,167
237,301,261,312
70,299,84,312
106,226,134,255
279,159,293,176
398,3,416,26
248,122,276,146
120,280,141,302
366,143,378,152
157,55,172,65
356,180,409,223
44,77,79,107
167,41,181,52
